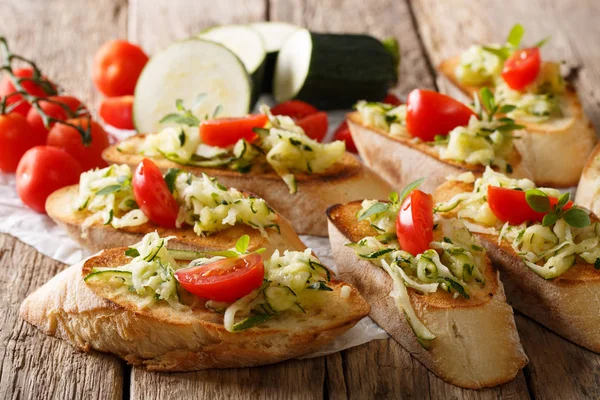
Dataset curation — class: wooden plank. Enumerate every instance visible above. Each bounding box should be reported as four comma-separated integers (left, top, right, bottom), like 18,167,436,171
0,235,124,400
0,0,128,398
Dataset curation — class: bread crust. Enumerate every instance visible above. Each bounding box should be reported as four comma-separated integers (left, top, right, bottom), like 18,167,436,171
102,140,392,236
20,248,370,371
435,180,600,352
438,57,597,187
347,112,532,193
575,142,600,215
326,202,527,389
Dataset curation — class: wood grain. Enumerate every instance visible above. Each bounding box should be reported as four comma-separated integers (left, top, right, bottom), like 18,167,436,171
0,234,124,400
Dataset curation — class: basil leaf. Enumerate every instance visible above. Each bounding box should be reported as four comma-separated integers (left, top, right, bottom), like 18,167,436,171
164,168,181,193
525,189,550,212
159,113,182,125
388,191,399,204
557,192,571,209
542,212,558,227
175,98,185,111
506,24,525,48
96,184,121,196
482,46,510,60
207,250,240,258
358,202,388,221
125,248,140,258
534,36,551,48
399,177,425,204
563,208,591,228
499,104,516,114
480,87,495,113
235,235,250,254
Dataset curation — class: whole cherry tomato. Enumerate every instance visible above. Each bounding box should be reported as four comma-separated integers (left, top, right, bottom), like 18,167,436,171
99,95,134,129
132,158,179,228
296,111,328,142
16,146,83,213
200,114,268,147
46,117,109,171
0,68,55,116
0,113,45,173
26,95,86,138
487,186,572,225
396,189,434,256
333,121,357,153
175,253,264,302
92,40,149,97
405,89,476,141
271,100,318,120
501,48,541,91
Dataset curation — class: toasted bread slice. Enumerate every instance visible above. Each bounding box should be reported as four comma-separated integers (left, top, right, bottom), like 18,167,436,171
439,58,597,187
102,138,392,237
435,180,600,352
575,142,600,214
46,185,306,254
19,247,370,371
326,202,527,389
347,112,532,193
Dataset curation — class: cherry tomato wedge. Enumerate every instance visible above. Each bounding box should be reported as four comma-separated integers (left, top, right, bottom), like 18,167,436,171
501,48,541,91
405,89,476,141
26,95,86,138
271,100,318,120
132,159,179,228
16,146,83,213
93,40,149,97
296,111,328,142
333,121,357,153
396,189,434,256
0,68,55,116
99,95,134,129
383,93,403,106
199,114,268,148
487,186,573,225
175,253,264,302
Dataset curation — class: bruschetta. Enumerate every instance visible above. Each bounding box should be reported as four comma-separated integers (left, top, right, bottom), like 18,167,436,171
20,232,370,371
438,24,597,187
46,160,306,254
103,105,392,236
347,90,533,193
326,182,527,389
435,168,600,352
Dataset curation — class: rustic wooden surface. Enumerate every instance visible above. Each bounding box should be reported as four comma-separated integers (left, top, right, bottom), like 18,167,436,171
1,0,600,399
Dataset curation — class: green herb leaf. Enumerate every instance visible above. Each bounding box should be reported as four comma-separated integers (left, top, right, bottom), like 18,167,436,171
175,98,185,111
563,207,591,228
399,178,425,204
525,189,550,212
159,113,182,125
542,212,558,227
164,168,181,193
96,184,121,196
534,36,551,48
358,202,388,221
125,248,140,258
235,235,250,254
482,46,511,60
480,87,495,114
557,192,571,209
499,104,517,114
388,192,399,204
506,24,525,48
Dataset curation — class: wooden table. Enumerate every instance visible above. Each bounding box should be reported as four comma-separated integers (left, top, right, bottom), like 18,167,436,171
2,0,600,398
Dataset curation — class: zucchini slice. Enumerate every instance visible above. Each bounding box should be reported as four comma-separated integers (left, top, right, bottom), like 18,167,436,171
198,25,266,105
250,22,299,93
133,38,252,133
273,29,397,109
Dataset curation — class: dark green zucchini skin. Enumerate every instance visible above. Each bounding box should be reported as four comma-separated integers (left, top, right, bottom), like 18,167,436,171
261,52,277,93
294,33,397,109
250,59,266,107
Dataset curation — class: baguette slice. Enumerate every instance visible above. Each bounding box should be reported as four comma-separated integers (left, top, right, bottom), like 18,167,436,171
46,185,306,255
347,111,532,193
102,138,393,237
20,246,370,371
326,202,527,389
439,57,597,187
575,142,600,215
435,180,600,352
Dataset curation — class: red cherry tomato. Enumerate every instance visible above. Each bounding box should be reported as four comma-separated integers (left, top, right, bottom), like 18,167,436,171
501,48,541,91
16,146,83,213
487,186,572,225
396,190,434,256
175,253,264,302
0,68,55,116
271,100,318,120
383,93,403,106
92,40,149,97
46,117,109,171
0,113,45,173
26,95,86,138
333,121,357,153
200,114,268,148
405,89,476,141
132,158,179,228
296,111,328,142
99,95,134,130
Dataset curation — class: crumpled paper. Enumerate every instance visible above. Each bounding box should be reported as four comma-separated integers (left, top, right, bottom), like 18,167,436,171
0,171,388,358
